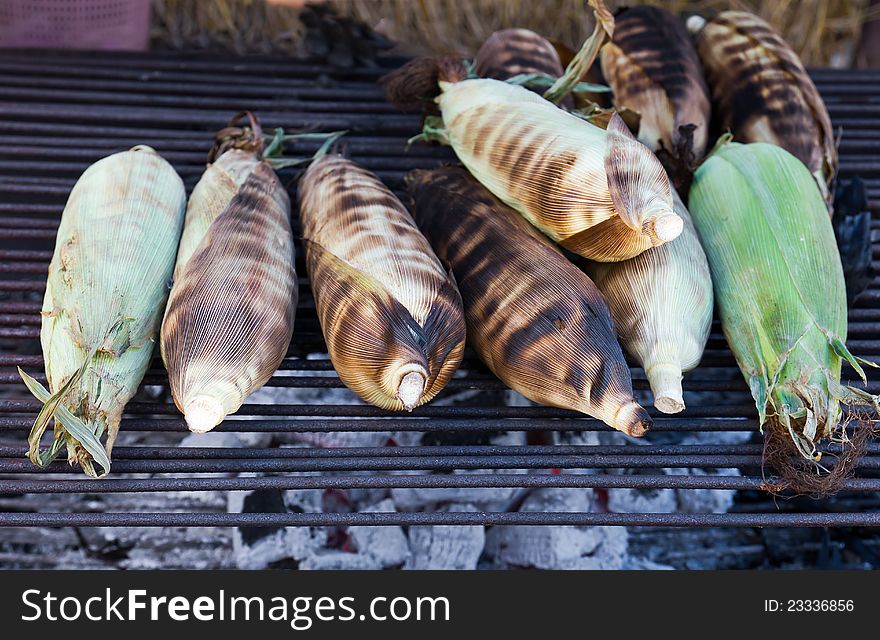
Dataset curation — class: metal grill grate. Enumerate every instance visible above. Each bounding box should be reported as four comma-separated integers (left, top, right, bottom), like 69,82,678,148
1,49,880,528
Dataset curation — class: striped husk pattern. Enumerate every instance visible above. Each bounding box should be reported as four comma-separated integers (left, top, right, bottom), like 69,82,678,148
173,149,261,280
298,155,466,411
474,28,566,81
407,166,652,437
474,28,575,109
161,160,297,433
689,10,837,207
436,76,680,262
601,5,711,182
586,189,713,414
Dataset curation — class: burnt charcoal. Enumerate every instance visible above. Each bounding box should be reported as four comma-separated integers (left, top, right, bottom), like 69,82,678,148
832,176,875,304
73,528,134,562
300,4,394,68
844,531,880,568
239,489,287,545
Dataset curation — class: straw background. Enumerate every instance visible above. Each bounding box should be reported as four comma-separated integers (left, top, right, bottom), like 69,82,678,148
151,0,879,67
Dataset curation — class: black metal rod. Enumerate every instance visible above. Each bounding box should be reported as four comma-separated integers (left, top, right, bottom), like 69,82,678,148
0,398,766,418
0,135,451,159
3,442,878,459
0,102,422,134
0,415,760,433
0,370,762,393
2,473,879,495
2,453,876,473
1,511,879,528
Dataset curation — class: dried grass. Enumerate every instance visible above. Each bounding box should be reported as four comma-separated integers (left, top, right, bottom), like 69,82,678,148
151,0,308,55
335,0,872,67
151,0,872,66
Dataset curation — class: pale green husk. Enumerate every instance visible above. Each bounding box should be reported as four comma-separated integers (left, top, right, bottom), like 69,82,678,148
19,146,186,477
688,140,878,460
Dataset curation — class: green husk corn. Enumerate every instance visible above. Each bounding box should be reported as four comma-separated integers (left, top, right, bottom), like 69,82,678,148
19,146,186,477
688,140,877,466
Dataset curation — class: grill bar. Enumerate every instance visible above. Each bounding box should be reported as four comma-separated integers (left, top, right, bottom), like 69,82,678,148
0,416,762,433
0,454,791,473
2,512,879,528
3,473,880,494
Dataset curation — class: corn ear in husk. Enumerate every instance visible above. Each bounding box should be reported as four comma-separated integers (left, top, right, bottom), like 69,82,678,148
430,74,680,261
173,140,262,280
475,28,566,81
19,146,185,476
298,155,466,411
601,5,710,185
586,190,713,413
688,141,877,488
688,11,836,208
380,2,679,262
407,166,652,437
474,28,576,108
161,117,297,434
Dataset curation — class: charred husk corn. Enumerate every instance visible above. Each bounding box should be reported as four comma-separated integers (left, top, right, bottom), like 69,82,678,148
689,11,837,206
298,155,466,411
688,141,877,471
474,28,566,81
173,120,266,278
474,28,574,108
586,190,713,413
407,166,652,436
382,59,681,262
601,5,711,181
19,146,186,476
161,119,297,434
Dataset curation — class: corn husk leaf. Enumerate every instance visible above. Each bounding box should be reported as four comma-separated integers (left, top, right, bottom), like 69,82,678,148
19,146,185,476
543,0,614,104
435,77,679,261
173,149,260,280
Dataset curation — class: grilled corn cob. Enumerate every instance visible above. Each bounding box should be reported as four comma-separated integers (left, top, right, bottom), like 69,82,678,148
688,140,877,489
298,155,466,411
18,146,185,477
383,59,680,262
161,117,297,434
688,11,836,207
173,116,266,280
601,5,711,182
407,166,652,436
586,190,712,413
475,28,566,81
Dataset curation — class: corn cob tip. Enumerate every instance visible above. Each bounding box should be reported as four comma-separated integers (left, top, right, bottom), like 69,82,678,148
184,396,225,434
646,363,685,414
397,370,426,412
648,212,684,244
686,15,706,34
610,401,652,437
